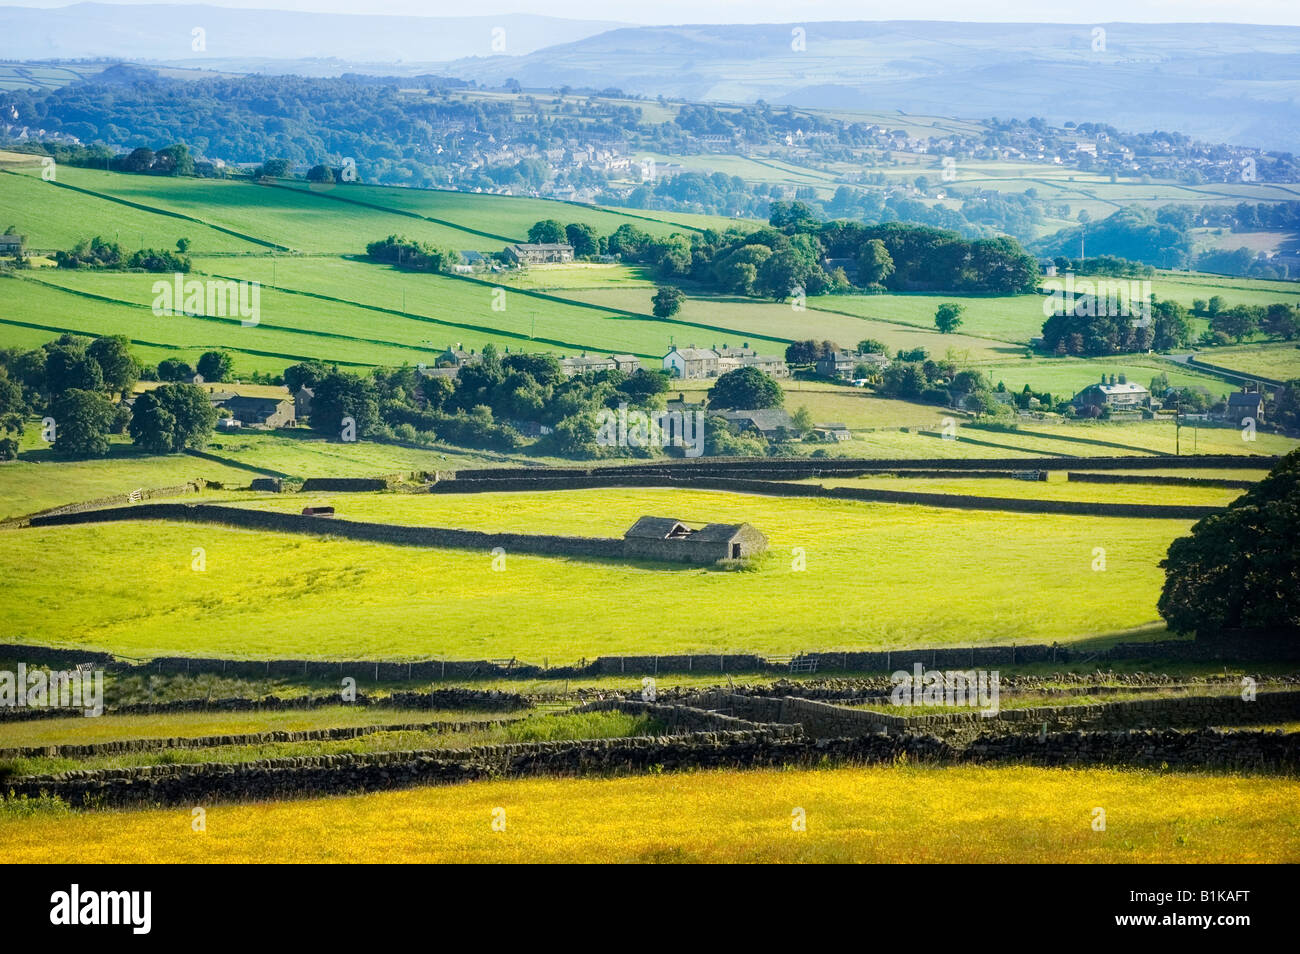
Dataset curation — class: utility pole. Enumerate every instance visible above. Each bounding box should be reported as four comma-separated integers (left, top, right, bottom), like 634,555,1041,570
1175,410,1180,456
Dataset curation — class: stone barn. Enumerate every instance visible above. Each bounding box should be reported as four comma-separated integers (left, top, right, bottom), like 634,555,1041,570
622,516,767,565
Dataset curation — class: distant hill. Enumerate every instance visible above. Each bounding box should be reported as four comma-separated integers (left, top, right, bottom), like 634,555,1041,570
437,20,1300,151
0,3,625,63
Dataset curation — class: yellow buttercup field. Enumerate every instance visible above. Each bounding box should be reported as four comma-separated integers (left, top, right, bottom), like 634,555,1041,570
5,764,1297,863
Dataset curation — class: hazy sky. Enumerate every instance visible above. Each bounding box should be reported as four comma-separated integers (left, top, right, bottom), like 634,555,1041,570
3,0,1299,26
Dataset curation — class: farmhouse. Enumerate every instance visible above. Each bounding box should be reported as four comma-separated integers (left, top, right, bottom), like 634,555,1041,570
663,346,720,379
1072,376,1150,411
438,345,482,368
623,516,767,564
219,396,296,428
505,243,575,265
816,351,862,381
294,385,314,418
1222,389,1265,424
714,408,797,440
0,233,23,254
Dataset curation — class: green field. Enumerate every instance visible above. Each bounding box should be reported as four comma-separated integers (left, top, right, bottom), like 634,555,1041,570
1192,343,1300,381
5,764,1296,863
0,487,1193,661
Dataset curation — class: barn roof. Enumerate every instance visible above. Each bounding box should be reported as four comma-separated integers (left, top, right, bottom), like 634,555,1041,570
691,523,750,542
624,516,690,539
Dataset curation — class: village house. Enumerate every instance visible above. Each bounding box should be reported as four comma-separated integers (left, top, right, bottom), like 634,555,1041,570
504,243,575,265
437,345,482,368
663,346,720,379
622,516,767,564
294,385,314,418
1072,375,1151,411
715,344,790,377
816,351,862,381
1222,389,1265,424
218,395,296,428
559,354,617,376
714,408,797,441
610,354,642,374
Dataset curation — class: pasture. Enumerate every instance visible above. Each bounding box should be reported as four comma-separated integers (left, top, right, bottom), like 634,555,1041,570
0,487,1193,661
3,764,1295,863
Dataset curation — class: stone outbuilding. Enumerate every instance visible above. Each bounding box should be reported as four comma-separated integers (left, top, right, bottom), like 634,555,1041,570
622,516,767,564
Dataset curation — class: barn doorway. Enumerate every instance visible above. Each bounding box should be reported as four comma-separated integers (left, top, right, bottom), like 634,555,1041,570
731,543,741,558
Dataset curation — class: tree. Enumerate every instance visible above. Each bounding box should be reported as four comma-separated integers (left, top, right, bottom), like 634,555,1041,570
176,237,191,253
87,335,138,396
258,158,291,178
306,164,335,184
156,358,194,382
284,361,329,394
1264,303,1300,340
856,238,894,286
564,223,599,257
122,147,155,173
310,371,380,438
48,389,114,457
707,367,783,410
756,248,812,302
196,351,234,383
790,405,814,438
153,143,194,177
129,383,216,453
44,340,103,395
1211,306,1259,343
527,220,566,244
651,285,685,319
935,302,965,334
857,338,887,355
1158,449,1300,641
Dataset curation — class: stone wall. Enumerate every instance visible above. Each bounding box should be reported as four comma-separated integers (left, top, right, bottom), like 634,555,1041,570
0,717,522,760
430,472,1222,519
0,686,530,723
1066,472,1257,490
8,722,1294,808
451,453,1276,480
681,690,1300,740
27,503,629,563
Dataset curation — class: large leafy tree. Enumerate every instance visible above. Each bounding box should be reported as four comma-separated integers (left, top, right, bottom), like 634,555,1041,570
707,367,784,411
1158,449,1300,641
48,388,114,458
129,383,217,453
87,335,139,396
43,337,102,395
856,238,895,286
527,219,566,244
651,285,685,319
310,371,380,438
196,350,234,383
